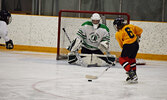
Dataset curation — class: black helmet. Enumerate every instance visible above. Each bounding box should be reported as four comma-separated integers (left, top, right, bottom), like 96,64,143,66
113,17,125,30
0,10,12,25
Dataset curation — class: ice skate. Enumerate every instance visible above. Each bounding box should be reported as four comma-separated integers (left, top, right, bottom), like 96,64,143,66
126,70,138,83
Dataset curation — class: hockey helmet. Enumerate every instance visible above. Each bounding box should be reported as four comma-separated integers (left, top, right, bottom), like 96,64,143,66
91,13,101,29
113,17,125,30
0,10,12,25
91,13,101,21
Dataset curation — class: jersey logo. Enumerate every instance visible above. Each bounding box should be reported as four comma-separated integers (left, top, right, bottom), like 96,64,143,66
88,32,100,43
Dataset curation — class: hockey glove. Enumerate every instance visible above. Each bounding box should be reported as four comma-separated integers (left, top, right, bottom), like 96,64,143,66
98,41,109,53
137,36,140,43
5,40,14,49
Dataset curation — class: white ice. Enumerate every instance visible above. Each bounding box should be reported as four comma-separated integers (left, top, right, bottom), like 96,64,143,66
0,50,167,100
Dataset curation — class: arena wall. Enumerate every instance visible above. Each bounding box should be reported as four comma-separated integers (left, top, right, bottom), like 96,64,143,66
0,14,167,60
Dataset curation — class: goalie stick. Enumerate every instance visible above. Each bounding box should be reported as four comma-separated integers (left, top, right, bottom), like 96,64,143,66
62,28,88,67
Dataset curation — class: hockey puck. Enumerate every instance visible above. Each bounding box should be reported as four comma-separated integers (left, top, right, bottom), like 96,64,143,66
88,80,92,82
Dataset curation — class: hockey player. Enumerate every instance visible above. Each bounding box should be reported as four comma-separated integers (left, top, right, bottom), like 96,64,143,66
113,17,143,82
0,10,14,49
67,13,116,67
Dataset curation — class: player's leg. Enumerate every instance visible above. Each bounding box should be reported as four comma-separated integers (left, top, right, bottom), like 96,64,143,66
119,44,137,82
119,44,131,71
126,41,139,82
129,41,139,71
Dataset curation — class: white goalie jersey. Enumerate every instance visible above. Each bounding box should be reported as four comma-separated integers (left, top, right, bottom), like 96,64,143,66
77,21,110,51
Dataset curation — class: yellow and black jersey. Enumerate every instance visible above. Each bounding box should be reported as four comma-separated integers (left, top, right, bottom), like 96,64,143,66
115,24,143,49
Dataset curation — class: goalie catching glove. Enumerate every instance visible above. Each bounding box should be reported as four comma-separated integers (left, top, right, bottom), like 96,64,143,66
98,41,109,53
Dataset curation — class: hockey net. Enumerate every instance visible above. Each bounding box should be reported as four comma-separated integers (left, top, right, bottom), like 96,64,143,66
56,10,130,60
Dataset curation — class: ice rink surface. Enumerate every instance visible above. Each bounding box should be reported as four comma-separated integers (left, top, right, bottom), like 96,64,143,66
0,50,167,100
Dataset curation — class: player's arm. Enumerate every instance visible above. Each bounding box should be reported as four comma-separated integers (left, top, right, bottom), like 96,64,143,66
134,25,143,37
0,22,14,49
76,29,86,40
98,28,110,53
98,25,110,53
133,25,143,43
67,27,85,52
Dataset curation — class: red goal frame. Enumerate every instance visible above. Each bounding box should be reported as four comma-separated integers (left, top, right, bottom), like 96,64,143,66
56,9,130,60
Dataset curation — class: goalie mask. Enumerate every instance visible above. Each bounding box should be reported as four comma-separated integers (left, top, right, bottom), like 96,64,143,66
0,10,12,25
113,17,125,31
91,13,101,29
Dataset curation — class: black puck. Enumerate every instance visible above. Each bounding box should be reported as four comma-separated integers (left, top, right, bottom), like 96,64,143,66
88,80,92,82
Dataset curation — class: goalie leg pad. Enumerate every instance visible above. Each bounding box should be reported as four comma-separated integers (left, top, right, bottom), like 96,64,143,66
80,54,91,65
90,54,116,66
67,37,82,52
93,54,116,65
76,54,103,67
68,53,77,64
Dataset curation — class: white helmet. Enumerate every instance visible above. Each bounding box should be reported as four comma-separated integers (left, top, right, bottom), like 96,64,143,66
91,13,101,20
91,13,101,29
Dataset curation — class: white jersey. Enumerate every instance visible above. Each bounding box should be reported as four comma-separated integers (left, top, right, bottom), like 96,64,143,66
0,21,10,42
77,21,110,50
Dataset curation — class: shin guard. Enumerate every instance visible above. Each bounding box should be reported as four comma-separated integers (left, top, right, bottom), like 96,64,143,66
119,57,131,71
129,58,136,71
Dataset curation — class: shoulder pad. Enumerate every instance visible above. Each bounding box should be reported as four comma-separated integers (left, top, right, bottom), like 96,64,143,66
81,21,93,26
99,24,109,32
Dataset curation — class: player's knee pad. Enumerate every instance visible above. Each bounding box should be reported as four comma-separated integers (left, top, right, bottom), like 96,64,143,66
67,37,82,52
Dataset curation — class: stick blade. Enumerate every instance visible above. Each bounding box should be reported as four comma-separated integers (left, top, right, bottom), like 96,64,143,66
85,75,98,79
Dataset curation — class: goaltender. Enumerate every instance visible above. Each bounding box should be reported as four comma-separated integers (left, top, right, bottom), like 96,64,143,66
67,13,116,67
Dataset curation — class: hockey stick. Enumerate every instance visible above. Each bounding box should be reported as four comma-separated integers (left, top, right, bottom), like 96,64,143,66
85,66,111,79
85,54,115,79
62,28,88,67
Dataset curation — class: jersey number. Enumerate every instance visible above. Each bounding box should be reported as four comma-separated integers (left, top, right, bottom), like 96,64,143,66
125,27,134,38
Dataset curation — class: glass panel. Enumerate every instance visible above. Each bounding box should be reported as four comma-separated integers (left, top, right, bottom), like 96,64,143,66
2,0,32,14
1,0,166,22
103,0,120,12
164,0,167,22
122,0,163,21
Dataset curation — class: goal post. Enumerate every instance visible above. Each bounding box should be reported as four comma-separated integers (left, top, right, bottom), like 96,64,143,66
56,9,130,60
